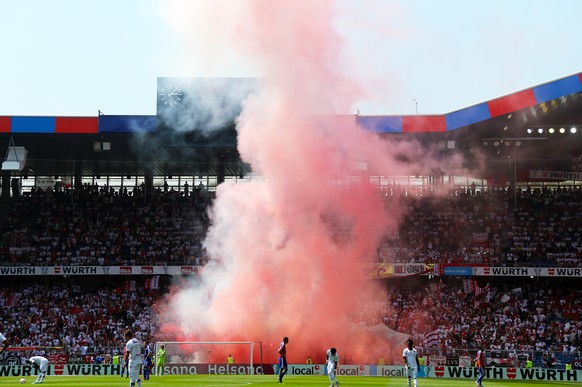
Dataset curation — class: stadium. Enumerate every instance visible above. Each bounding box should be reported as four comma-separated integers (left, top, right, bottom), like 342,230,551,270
0,68,580,387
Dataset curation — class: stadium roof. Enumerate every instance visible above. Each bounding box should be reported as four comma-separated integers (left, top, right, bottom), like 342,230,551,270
0,72,580,180
358,72,582,133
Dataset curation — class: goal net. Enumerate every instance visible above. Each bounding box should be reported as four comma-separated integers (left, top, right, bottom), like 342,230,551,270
154,341,262,375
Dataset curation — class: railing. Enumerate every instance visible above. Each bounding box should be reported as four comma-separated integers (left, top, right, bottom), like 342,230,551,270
0,254,199,267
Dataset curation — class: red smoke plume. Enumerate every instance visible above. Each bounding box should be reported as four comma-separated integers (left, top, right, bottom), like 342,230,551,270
158,0,461,364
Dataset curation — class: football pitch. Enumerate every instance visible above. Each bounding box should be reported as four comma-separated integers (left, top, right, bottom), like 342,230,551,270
0,375,580,387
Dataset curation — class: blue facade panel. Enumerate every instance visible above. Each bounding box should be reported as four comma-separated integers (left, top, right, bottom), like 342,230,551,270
98,115,157,133
532,75,582,104
357,116,403,133
445,103,491,131
11,116,56,133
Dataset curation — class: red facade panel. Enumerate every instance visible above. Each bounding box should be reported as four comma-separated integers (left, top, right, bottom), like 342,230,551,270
487,89,536,117
0,116,11,133
402,115,446,133
55,117,98,134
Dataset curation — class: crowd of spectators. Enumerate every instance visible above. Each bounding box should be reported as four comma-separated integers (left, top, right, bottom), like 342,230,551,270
0,182,580,367
0,183,213,266
378,184,582,268
0,277,162,359
1,275,579,367
355,277,582,367
0,183,579,268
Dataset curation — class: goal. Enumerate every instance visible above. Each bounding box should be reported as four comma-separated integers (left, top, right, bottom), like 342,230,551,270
153,341,262,375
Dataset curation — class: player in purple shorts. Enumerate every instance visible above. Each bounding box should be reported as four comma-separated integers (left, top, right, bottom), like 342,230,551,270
278,337,289,383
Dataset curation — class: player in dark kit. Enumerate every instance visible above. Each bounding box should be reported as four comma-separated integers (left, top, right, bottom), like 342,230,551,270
475,346,486,387
278,337,289,383
143,343,153,380
120,347,129,378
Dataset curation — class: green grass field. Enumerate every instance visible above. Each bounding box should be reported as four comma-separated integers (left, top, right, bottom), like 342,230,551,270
0,375,580,387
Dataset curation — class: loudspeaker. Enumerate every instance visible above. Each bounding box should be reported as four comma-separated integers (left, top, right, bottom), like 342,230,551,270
2,146,28,171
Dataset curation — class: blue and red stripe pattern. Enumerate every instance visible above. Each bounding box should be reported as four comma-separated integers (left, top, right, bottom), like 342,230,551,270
360,71,582,133
0,115,156,134
0,72,580,134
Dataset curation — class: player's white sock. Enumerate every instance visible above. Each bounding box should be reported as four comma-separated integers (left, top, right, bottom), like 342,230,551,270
413,378,418,387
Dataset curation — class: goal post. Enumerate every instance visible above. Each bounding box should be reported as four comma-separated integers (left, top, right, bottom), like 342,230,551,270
154,341,263,375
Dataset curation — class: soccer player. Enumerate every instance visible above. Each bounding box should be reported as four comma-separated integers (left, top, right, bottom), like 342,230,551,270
326,347,340,387
120,347,129,378
156,344,166,376
0,332,10,355
403,339,420,387
475,346,486,387
27,355,49,384
124,329,143,387
143,342,153,380
277,337,289,383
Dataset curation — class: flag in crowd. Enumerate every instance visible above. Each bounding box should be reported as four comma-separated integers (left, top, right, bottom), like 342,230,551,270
423,329,441,348
145,275,160,290
472,232,489,246
463,279,489,297
474,281,484,296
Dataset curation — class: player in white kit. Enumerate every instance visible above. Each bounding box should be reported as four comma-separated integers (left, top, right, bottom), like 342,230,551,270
124,329,143,387
403,339,420,387
27,356,49,384
0,332,10,355
326,347,340,387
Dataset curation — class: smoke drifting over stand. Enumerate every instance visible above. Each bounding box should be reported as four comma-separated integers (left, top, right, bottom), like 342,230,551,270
158,0,467,363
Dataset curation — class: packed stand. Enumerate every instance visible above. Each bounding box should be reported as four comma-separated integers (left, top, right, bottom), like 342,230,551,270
0,183,213,266
0,183,579,268
377,185,582,267
354,277,582,367
0,277,163,360
1,276,580,367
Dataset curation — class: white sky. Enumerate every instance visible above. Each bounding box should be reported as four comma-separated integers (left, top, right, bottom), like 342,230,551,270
0,0,580,117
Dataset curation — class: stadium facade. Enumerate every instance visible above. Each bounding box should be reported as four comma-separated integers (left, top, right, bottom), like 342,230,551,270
0,73,580,197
